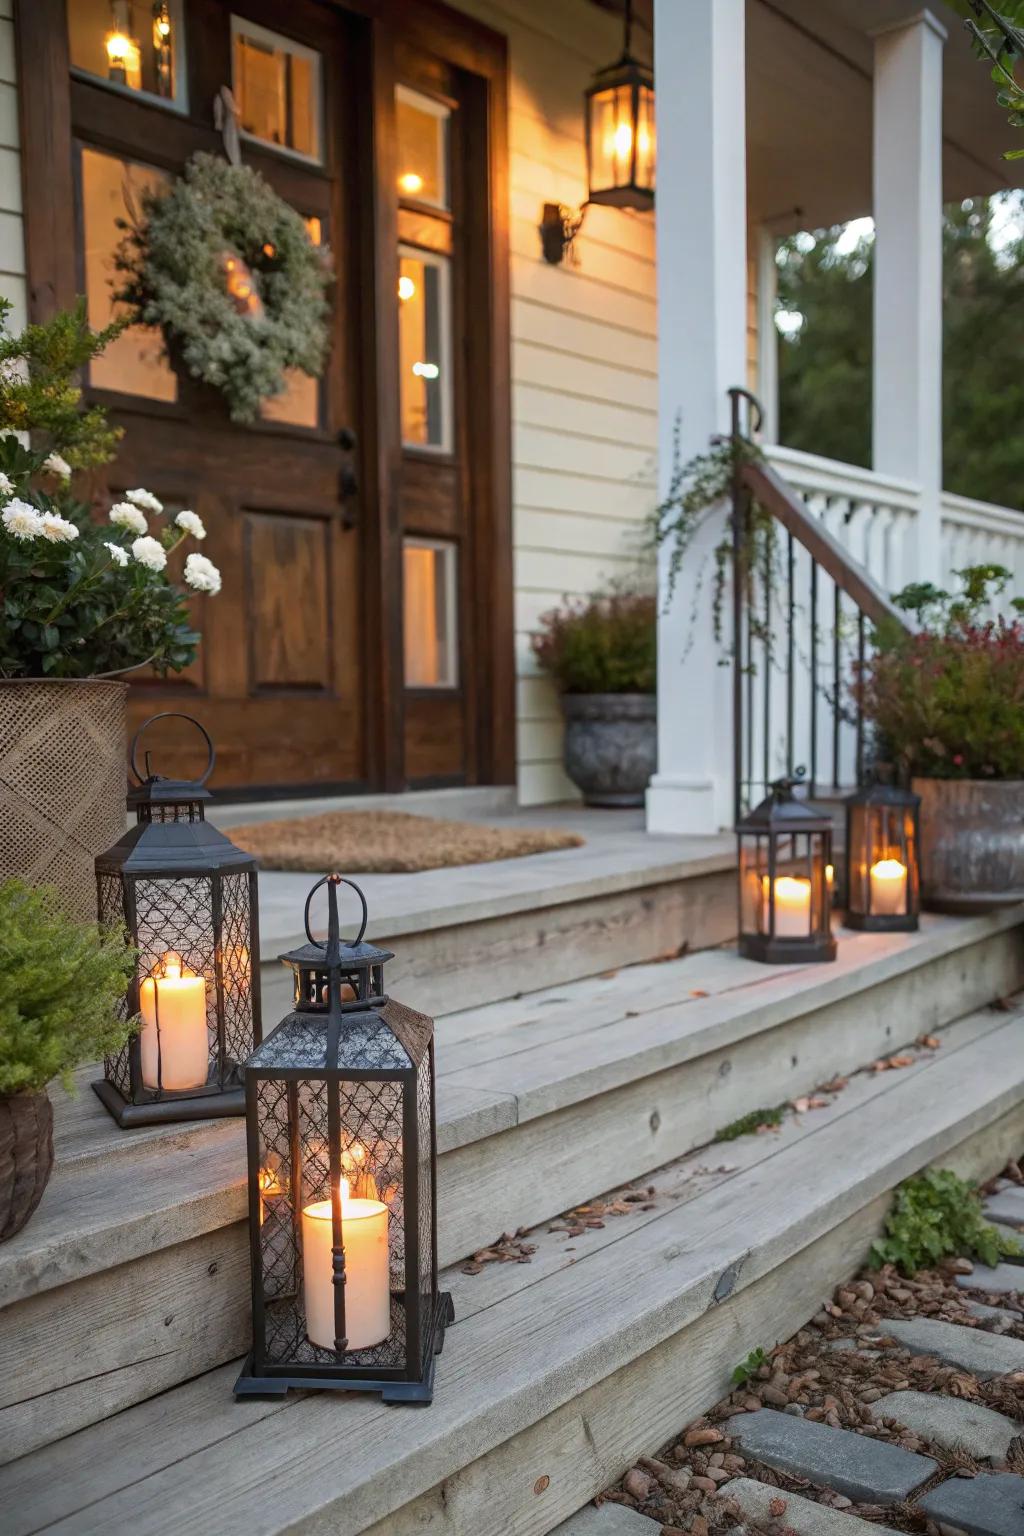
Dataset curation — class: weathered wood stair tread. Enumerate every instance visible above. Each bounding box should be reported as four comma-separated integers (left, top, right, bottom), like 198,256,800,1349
9,907,1019,1313
6,1006,1024,1536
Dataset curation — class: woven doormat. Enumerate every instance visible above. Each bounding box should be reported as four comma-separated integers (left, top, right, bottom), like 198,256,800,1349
229,809,584,873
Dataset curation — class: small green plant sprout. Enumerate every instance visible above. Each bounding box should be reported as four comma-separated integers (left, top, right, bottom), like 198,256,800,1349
870,1166,1021,1277
0,879,136,1096
731,1347,769,1386
716,1104,786,1142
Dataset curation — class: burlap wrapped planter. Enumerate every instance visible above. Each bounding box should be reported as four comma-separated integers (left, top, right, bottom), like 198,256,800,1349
0,679,127,920
0,1091,54,1241
561,692,657,808
914,776,1024,913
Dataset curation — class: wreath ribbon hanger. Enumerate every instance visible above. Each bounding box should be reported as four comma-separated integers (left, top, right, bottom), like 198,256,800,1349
214,86,242,168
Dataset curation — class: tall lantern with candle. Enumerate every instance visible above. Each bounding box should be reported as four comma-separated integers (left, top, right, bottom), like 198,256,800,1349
94,713,261,1126
235,874,451,1404
844,774,920,932
736,772,836,964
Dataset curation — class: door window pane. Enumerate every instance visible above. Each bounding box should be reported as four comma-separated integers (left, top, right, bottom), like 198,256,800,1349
404,539,457,688
232,17,322,164
396,86,449,209
81,147,177,402
398,247,451,452
68,0,186,108
260,217,325,429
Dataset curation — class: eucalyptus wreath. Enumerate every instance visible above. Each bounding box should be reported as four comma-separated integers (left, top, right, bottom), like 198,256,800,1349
115,152,332,424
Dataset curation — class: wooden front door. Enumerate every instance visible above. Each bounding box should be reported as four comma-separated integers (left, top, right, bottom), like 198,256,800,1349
21,0,513,797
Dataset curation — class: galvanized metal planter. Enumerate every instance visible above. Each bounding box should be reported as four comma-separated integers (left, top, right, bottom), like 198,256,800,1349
913,776,1024,913
561,692,656,808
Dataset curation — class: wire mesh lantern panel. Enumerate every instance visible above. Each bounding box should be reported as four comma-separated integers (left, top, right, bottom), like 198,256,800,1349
235,874,451,1404
93,713,261,1126
737,773,836,964
844,777,920,932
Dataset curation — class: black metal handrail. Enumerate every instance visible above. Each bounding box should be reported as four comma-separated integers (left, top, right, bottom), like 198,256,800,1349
728,387,914,822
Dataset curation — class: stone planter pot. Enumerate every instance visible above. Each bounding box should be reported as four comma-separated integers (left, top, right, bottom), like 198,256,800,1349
913,776,1024,913
0,679,128,920
561,692,656,808
0,1091,54,1241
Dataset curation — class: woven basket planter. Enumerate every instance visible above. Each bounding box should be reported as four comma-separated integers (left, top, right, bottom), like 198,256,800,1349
0,679,127,920
0,1091,54,1241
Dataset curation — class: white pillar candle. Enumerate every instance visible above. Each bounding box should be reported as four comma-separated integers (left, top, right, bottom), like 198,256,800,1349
869,858,908,916
761,875,812,938
140,952,208,1090
302,1178,390,1352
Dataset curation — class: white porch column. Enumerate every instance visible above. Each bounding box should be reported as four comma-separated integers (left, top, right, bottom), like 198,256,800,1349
646,0,747,836
871,9,946,584
756,226,779,445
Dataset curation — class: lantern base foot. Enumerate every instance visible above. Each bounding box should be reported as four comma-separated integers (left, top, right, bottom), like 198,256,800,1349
91,1077,247,1127
843,912,919,933
738,936,838,965
234,1291,455,1405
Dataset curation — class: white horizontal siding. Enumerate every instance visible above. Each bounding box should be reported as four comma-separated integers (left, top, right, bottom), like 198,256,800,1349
456,0,659,804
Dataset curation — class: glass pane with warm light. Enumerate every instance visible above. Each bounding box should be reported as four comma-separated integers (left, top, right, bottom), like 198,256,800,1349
635,84,655,191
403,539,457,688
261,217,325,429
81,147,177,401
589,84,636,193
232,17,322,163
398,248,451,451
396,86,450,208
68,0,185,106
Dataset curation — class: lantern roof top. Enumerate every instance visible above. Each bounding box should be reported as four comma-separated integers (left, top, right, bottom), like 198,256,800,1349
278,875,395,972
738,772,833,833
247,995,432,1074
847,772,921,808
95,816,256,875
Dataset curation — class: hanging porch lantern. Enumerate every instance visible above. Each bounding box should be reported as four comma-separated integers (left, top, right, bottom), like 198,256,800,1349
844,774,920,932
584,0,655,210
234,874,451,1404
737,772,836,964
94,712,261,1126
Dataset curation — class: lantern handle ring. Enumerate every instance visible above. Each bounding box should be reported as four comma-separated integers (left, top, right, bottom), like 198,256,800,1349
129,712,216,786
304,874,368,950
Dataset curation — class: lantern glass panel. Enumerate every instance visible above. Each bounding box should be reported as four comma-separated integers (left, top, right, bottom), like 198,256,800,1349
845,787,920,930
587,79,655,200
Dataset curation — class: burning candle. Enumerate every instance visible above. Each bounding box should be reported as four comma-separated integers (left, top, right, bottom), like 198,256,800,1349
140,952,208,1091
761,875,812,938
302,1178,389,1352
869,858,907,916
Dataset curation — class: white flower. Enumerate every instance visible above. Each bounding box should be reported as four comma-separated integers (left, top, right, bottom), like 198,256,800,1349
1,498,42,540
104,540,129,567
131,534,167,572
175,509,206,540
183,551,222,595
125,487,163,516
0,472,14,498
109,501,148,535
43,452,72,481
39,512,79,542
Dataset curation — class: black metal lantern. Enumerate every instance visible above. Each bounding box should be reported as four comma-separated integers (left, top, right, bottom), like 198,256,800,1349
94,713,261,1126
737,772,836,964
844,774,920,932
584,0,654,210
234,874,451,1404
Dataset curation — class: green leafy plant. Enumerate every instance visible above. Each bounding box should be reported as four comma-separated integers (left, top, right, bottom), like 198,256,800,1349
953,0,1024,158
870,1166,1020,1275
716,1104,786,1141
531,584,656,694
854,564,1024,779
0,300,218,679
115,151,332,423
0,880,135,1095
731,1347,769,1386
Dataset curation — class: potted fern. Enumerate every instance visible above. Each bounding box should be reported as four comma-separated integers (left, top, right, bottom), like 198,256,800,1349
0,299,219,918
531,585,657,806
0,880,134,1239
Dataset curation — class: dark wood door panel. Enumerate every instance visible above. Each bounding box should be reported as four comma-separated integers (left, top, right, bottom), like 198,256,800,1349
244,512,333,692
404,693,464,784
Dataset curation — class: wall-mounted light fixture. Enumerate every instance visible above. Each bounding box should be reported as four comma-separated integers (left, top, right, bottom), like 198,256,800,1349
540,0,655,265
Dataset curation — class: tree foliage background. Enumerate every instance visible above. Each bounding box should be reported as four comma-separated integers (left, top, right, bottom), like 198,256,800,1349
776,196,1024,509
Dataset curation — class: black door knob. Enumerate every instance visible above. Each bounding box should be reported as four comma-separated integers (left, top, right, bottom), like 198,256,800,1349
337,427,357,452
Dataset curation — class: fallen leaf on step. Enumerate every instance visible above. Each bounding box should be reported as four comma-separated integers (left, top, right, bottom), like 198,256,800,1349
599,968,619,980
690,988,709,997
769,1498,787,1517
916,1034,941,1049
819,1076,848,1093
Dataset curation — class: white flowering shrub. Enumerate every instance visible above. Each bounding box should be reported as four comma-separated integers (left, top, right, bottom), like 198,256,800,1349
0,302,221,679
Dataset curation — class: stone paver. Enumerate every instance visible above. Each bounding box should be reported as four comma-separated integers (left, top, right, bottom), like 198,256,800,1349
956,1263,1024,1298
985,1188,1024,1228
724,1478,900,1536
920,1472,1024,1536
553,1507,660,1536
867,1389,1022,1461
725,1409,936,1504
882,1316,1024,1378
966,1300,1023,1326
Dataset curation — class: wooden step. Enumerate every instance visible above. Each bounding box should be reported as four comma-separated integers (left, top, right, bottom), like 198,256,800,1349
5,1004,1023,1536
1,908,1021,1464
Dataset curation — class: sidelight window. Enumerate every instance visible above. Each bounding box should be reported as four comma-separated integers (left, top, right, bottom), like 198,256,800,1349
403,538,458,688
